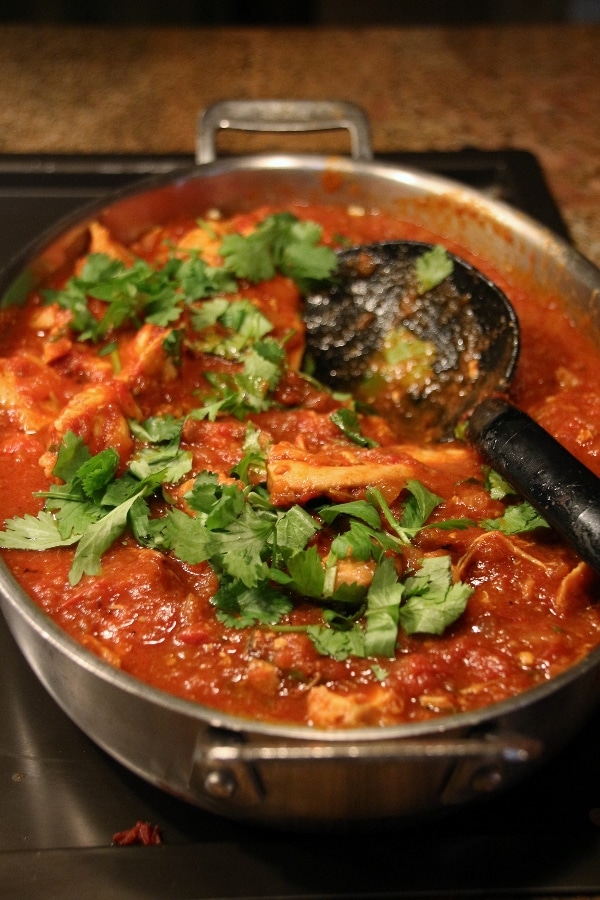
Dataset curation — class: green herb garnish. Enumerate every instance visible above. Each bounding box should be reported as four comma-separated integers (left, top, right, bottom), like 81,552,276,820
44,213,337,345
415,244,454,295
482,468,549,533
482,502,549,535
330,407,379,448
0,427,474,659
220,212,337,290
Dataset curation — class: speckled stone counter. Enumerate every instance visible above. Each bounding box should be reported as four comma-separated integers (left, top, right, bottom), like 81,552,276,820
0,23,598,264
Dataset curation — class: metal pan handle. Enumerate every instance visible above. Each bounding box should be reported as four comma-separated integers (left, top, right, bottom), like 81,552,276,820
201,732,541,765
196,99,373,164
193,729,542,806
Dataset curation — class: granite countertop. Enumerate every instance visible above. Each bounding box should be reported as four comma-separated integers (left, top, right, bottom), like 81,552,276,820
0,23,597,264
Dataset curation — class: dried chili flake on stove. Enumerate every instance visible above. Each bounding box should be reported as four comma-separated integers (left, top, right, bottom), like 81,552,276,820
112,820,163,846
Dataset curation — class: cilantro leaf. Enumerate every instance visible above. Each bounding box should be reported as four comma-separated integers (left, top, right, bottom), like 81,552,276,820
273,506,320,560
52,430,92,482
364,557,403,658
192,336,286,420
43,489,103,541
209,504,275,587
68,487,147,585
482,502,549,534
0,510,81,551
128,496,169,551
220,231,276,283
44,251,237,344
185,470,226,513
190,297,230,331
163,507,214,565
415,245,454,295
77,449,121,501
47,255,182,340
330,407,379,448
317,499,382,530
213,576,293,629
400,479,443,531
285,546,326,599
191,298,274,358
399,556,472,635
175,253,237,302
129,415,183,445
366,481,449,544
366,487,412,544
203,485,247,532
127,444,192,484
484,468,518,501
330,520,383,562
220,213,336,288
230,423,267,485
305,623,366,662
304,553,470,661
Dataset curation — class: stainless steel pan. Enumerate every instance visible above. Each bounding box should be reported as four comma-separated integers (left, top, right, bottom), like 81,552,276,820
2,100,600,828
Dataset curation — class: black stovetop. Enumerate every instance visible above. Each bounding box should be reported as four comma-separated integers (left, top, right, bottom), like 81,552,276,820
1,150,600,900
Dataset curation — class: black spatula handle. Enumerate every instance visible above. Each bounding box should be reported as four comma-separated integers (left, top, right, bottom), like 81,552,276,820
468,397,600,575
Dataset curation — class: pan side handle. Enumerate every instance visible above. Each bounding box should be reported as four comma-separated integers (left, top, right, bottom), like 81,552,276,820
191,728,542,809
196,99,373,164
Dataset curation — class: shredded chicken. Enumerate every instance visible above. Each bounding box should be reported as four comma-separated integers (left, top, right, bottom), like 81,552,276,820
0,353,63,433
39,382,140,474
116,323,178,392
175,223,225,266
307,684,403,728
266,441,431,506
555,561,600,615
85,221,134,266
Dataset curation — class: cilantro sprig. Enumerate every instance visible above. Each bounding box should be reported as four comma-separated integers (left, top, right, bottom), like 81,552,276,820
220,212,337,290
191,338,287,421
0,428,191,585
415,244,454,295
330,407,379,448
44,213,337,344
45,252,234,342
188,298,289,420
306,555,472,661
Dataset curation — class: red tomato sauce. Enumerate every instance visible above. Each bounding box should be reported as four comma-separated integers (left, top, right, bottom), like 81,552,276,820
1,202,600,729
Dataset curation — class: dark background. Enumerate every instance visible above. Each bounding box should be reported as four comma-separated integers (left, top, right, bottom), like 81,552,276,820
0,0,599,25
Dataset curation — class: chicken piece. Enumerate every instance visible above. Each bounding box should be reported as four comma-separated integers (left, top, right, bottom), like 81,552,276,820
554,561,600,615
244,658,280,696
175,223,224,266
85,221,134,265
21,289,71,367
307,684,403,728
28,302,72,336
454,530,553,584
42,336,73,365
242,277,305,370
79,633,123,668
117,323,177,393
266,441,427,506
0,353,64,434
40,382,141,474
334,558,378,590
